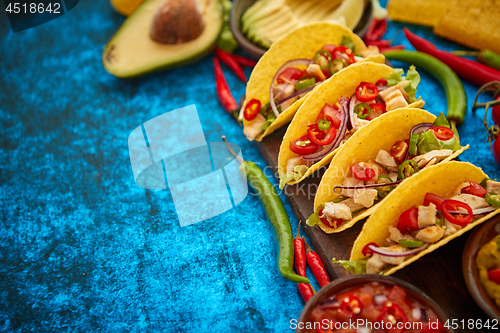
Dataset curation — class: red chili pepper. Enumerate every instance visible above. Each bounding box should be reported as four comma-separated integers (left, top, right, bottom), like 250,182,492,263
441,199,473,226
303,237,331,288
379,45,406,53
215,48,247,83
366,39,391,48
404,28,500,86
365,18,388,42
297,283,314,303
213,57,238,113
294,222,307,277
230,54,258,68
339,295,364,317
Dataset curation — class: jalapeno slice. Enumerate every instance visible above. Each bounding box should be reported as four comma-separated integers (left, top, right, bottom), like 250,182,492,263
485,193,500,207
376,175,395,198
398,159,419,180
354,103,371,119
436,211,445,227
314,50,333,70
399,239,424,248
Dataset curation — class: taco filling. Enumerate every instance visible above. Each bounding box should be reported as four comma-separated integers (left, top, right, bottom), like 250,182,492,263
243,38,381,140
280,67,422,187
334,178,500,275
307,112,463,230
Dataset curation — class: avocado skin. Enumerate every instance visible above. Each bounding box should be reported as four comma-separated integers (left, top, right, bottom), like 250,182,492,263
103,0,223,78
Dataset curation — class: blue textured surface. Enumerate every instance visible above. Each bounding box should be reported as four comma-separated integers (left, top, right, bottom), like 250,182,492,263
0,0,499,332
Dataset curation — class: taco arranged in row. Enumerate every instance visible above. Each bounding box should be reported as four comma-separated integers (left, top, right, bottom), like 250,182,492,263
308,109,468,233
278,62,426,188
242,22,385,142
333,161,500,276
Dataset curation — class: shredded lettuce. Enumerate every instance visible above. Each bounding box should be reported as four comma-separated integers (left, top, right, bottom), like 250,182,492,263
306,212,320,227
433,112,450,128
278,165,308,189
332,258,368,275
385,66,421,103
386,68,405,86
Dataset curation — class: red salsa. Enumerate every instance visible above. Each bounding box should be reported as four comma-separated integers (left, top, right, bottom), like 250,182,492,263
307,282,443,333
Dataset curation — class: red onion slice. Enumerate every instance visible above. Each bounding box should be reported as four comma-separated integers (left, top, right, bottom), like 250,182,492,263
302,97,349,162
333,180,402,194
448,206,499,215
270,59,312,118
347,95,357,130
369,243,430,257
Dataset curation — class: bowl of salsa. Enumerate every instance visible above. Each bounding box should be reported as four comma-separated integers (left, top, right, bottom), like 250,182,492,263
297,275,451,333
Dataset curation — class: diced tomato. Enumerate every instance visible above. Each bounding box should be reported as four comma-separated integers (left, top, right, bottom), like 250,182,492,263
318,208,343,228
277,67,304,84
321,44,337,55
423,193,446,211
488,268,500,284
355,82,379,102
290,135,319,155
339,295,364,317
396,207,419,234
461,180,487,197
422,322,444,333
367,103,386,120
362,242,379,257
243,99,261,121
430,126,454,141
316,103,341,128
351,163,377,181
441,199,473,226
376,78,388,86
388,286,407,301
390,141,409,164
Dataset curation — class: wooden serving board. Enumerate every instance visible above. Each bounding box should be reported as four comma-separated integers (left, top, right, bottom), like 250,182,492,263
257,125,497,329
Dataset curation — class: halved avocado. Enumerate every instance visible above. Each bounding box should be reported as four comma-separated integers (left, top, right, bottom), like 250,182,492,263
103,0,223,78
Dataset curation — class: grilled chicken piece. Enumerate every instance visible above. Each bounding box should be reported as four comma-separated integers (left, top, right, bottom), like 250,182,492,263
451,193,489,209
366,254,389,274
375,150,398,173
354,188,378,208
444,219,462,237
286,156,306,173
342,177,363,198
322,202,352,221
379,81,410,101
243,113,267,141
384,89,408,111
418,203,437,228
359,45,380,58
413,150,453,168
272,83,295,101
306,63,326,81
415,226,444,243
377,246,408,265
487,180,500,195
388,227,415,243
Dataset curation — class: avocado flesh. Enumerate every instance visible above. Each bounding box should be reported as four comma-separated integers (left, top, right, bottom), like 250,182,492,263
103,0,223,78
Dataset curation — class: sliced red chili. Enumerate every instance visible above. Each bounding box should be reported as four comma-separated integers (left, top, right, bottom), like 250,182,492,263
377,303,408,332
423,193,446,211
376,78,388,86
396,207,419,234
441,199,473,226
430,126,454,140
333,46,355,64
350,163,377,181
422,322,444,333
355,82,379,102
290,135,319,155
461,180,487,197
362,242,379,257
390,140,409,164
243,99,262,121
367,103,386,120
308,119,336,146
340,295,364,317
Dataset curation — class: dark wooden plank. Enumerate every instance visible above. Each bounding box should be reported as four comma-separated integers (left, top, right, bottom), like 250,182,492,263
256,125,494,328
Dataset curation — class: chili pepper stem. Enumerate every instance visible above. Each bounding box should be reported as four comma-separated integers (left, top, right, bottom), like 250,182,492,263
302,236,313,254
452,51,479,57
295,221,302,239
222,136,245,164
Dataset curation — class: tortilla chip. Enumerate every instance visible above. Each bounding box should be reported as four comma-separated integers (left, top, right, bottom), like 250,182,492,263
277,62,425,187
244,21,386,141
434,0,500,55
387,0,455,27
350,161,500,276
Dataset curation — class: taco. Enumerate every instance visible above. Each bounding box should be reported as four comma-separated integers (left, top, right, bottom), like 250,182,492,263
307,108,468,233
332,161,500,276
242,22,386,142
278,62,426,188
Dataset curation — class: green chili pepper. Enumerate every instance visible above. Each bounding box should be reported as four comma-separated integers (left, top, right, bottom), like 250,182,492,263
481,177,494,188
398,159,419,180
478,50,500,71
261,117,275,131
399,239,424,248
409,133,420,155
314,50,333,70
329,59,347,75
318,119,331,131
376,175,395,198
223,137,309,284
383,51,467,126
295,77,316,91
354,103,371,119
436,211,445,227
485,193,500,208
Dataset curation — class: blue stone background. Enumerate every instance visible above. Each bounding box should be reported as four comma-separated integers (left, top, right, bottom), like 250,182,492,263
0,0,498,332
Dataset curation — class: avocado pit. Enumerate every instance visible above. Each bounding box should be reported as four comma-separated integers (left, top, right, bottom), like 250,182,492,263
150,0,205,44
